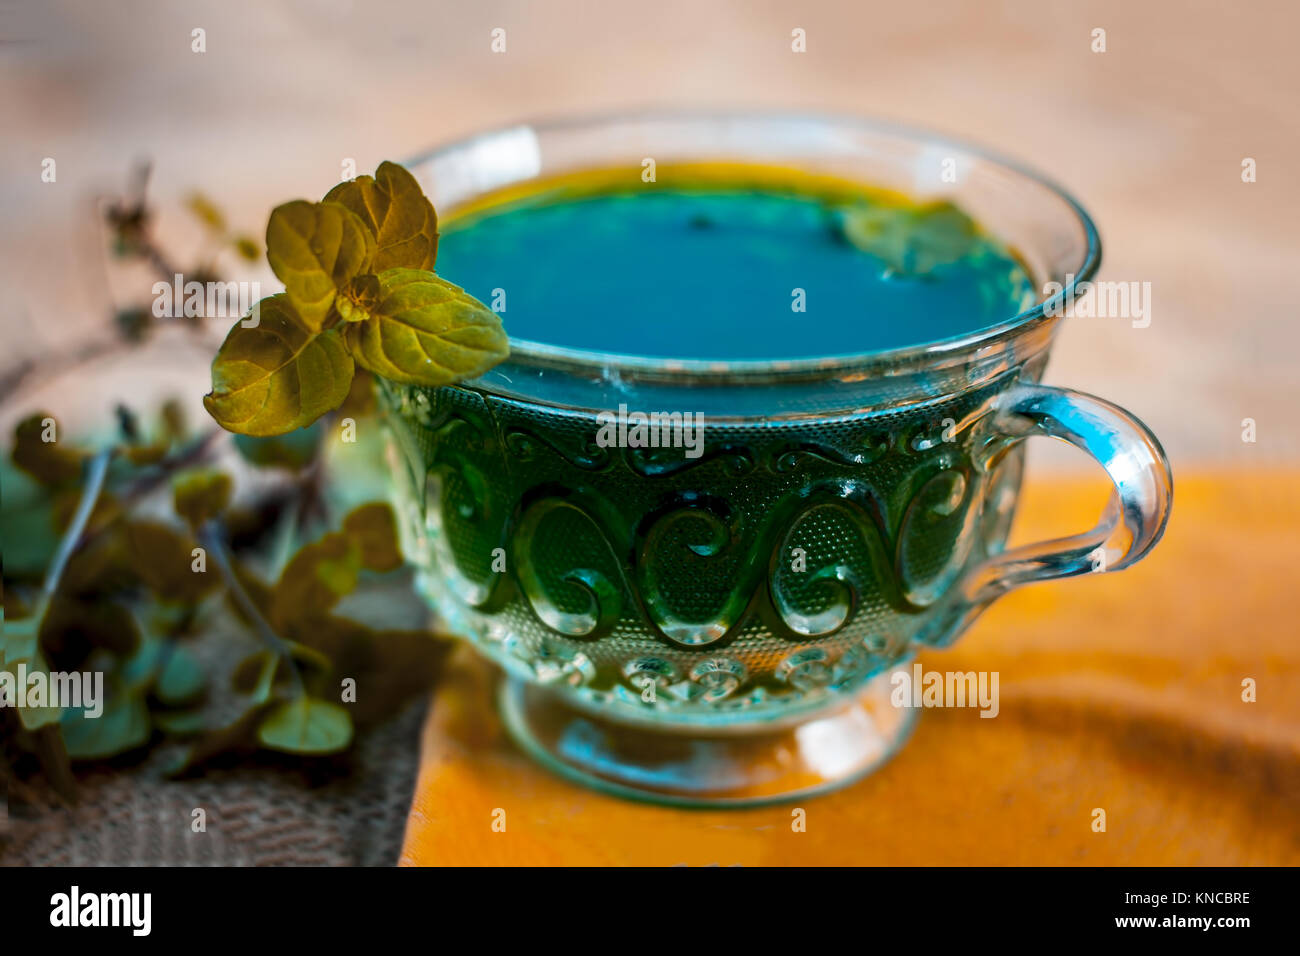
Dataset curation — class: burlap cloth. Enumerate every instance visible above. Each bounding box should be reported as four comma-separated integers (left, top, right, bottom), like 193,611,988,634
1,707,422,866
1,614,426,867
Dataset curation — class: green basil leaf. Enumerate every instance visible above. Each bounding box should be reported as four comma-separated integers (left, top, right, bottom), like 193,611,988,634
204,295,355,437
257,695,353,755
186,192,226,231
324,161,439,272
266,200,375,331
2,627,64,731
172,468,232,530
121,635,166,688
11,412,84,486
156,646,206,706
343,268,508,386
270,531,361,631
122,520,217,604
232,235,260,262
0,460,60,579
342,502,402,572
61,691,151,760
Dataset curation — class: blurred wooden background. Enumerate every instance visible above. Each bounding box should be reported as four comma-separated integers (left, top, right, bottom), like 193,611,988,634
3,0,1297,467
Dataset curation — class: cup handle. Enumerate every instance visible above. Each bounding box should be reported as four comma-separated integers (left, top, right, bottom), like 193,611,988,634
961,383,1173,609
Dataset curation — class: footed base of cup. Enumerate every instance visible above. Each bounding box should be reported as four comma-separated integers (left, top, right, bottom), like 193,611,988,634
499,667,918,808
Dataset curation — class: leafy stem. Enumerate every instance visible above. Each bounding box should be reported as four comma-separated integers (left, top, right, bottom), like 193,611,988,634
197,519,304,696
204,161,509,438
116,427,223,504
33,448,113,619
69,427,224,562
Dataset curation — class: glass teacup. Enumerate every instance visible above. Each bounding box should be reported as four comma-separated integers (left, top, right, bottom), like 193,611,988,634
381,113,1173,806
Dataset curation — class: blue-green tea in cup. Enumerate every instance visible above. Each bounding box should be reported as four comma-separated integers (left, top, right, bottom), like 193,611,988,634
435,164,1037,360
380,119,1170,806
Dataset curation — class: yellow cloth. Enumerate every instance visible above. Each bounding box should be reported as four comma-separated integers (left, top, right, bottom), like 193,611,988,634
400,473,1300,865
